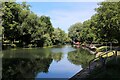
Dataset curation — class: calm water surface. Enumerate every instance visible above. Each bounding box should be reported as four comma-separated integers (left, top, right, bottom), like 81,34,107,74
1,45,94,79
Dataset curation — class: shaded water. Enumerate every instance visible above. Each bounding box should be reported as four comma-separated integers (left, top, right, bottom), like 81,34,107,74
1,45,94,79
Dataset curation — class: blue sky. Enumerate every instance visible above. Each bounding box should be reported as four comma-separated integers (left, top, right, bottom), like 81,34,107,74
27,2,99,32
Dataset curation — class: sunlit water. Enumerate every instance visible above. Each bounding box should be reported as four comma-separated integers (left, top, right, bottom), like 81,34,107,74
1,45,94,79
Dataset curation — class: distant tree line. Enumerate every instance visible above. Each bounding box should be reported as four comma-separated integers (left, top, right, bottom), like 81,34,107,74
68,2,120,45
1,2,70,48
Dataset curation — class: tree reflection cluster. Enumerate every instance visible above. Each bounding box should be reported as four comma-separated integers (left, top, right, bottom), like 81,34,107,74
2,47,94,79
68,48,95,68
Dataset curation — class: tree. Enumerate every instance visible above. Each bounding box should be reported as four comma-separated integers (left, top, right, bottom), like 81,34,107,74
68,21,96,43
2,2,22,43
33,16,54,47
92,2,120,43
42,33,53,47
20,12,38,46
40,16,54,33
82,20,96,43
2,1,70,48
68,22,83,42
52,28,67,45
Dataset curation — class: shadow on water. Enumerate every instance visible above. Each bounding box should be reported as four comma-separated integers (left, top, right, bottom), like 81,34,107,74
1,45,94,79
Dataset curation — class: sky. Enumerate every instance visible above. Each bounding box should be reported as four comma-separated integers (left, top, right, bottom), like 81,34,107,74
27,2,99,32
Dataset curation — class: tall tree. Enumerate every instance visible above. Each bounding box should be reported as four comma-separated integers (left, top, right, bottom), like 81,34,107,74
93,2,120,43
52,28,67,45
82,20,96,43
1,1,70,48
68,22,83,42
33,16,54,47
2,2,22,43
40,16,54,36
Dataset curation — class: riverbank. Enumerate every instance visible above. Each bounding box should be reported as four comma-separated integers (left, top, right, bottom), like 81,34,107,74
69,59,103,80
70,55,120,80
70,45,120,80
86,52,120,79
2,43,68,50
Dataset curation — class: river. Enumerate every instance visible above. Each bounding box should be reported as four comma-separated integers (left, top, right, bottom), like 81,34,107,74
1,45,94,79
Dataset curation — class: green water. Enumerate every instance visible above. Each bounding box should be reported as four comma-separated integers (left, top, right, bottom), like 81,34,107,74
1,45,94,79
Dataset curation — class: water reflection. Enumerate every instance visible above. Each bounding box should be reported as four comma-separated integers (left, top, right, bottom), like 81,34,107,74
2,48,54,79
68,48,95,68
2,45,94,79
52,52,63,62
3,58,53,79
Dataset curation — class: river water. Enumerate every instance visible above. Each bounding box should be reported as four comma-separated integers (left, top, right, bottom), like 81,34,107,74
1,45,94,79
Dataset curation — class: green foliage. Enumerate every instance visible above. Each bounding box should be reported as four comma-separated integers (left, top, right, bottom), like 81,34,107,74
68,22,83,41
92,2,120,43
52,28,68,45
82,20,96,42
40,16,54,35
68,21,96,43
68,2,120,44
43,34,53,47
1,2,66,48
2,2,22,42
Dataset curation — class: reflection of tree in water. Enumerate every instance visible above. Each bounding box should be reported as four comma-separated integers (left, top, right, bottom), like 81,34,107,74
52,52,63,62
2,48,52,59
67,48,95,68
2,49,54,79
2,48,65,79
2,58,53,80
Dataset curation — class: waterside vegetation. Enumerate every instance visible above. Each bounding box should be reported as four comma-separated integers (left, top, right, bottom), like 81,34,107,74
1,2,70,49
